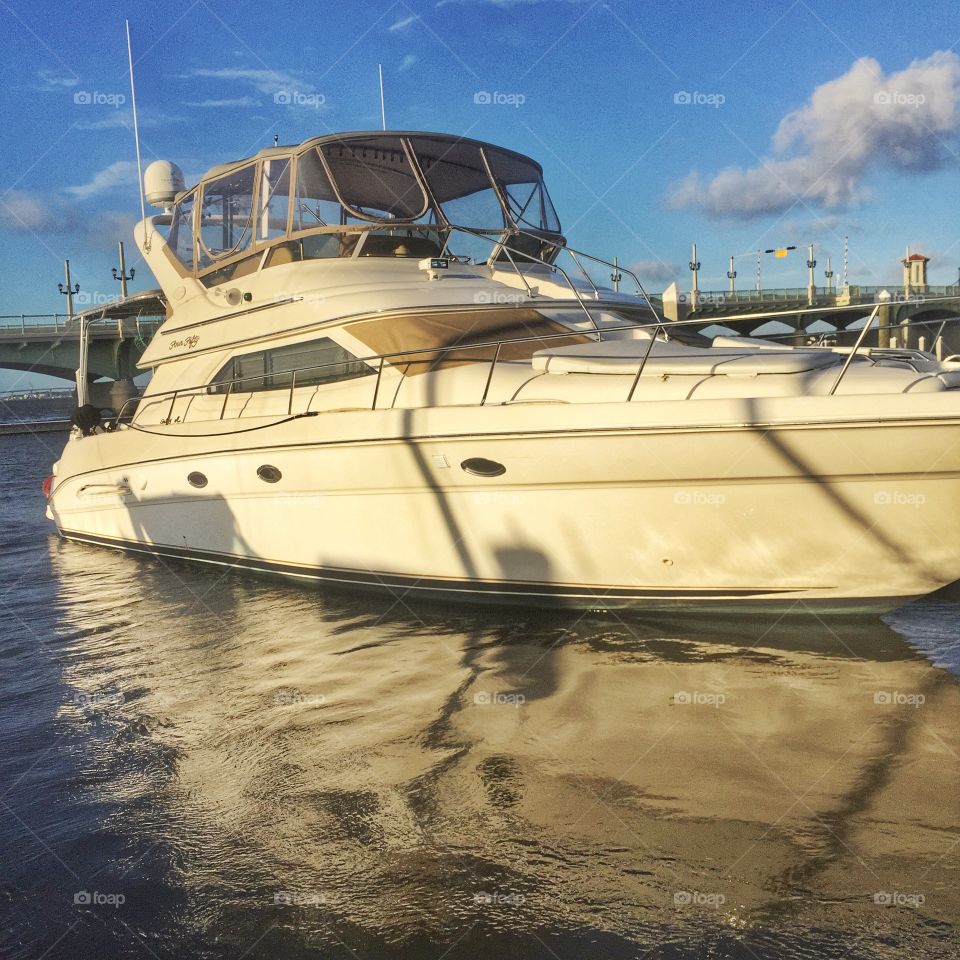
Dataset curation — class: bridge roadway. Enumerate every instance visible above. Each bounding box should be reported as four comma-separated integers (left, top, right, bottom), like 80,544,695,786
660,284,960,350
2,285,959,385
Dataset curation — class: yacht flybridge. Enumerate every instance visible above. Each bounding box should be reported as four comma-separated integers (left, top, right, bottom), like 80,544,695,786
46,131,960,612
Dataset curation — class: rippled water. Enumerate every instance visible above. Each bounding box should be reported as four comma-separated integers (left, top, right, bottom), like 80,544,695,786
2,431,959,959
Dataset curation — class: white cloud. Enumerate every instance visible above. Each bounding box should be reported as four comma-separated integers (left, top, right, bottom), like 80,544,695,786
668,51,960,220
176,67,313,96
183,97,260,108
73,110,177,131
64,161,139,201
389,14,419,31
399,55,420,73
36,69,79,90
629,259,678,286
0,191,79,233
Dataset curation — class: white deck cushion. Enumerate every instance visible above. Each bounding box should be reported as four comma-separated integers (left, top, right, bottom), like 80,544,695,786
532,339,844,376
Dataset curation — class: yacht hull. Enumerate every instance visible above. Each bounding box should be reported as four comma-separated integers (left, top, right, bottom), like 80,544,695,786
47,396,960,614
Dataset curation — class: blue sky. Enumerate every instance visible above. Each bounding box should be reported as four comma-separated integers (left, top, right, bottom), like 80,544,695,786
1,0,958,388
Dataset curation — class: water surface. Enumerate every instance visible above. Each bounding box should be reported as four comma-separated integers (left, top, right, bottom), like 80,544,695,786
1,431,958,959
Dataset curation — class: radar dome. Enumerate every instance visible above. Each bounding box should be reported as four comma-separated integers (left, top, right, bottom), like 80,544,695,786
144,161,185,209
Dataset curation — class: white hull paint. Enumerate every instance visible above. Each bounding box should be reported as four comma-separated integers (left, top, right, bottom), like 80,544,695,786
49,396,960,612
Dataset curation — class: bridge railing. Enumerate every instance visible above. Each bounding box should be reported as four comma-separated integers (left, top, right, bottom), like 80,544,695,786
0,314,72,334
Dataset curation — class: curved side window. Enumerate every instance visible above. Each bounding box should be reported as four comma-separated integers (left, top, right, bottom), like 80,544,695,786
320,139,430,222
484,149,561,234
168,190,196,271
415,137,507,232
198,164,256,269
294,149,343,231
211,337,371,393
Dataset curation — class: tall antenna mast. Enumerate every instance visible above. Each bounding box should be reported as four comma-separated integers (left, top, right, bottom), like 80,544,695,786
125,20,147,248
378,63,387,131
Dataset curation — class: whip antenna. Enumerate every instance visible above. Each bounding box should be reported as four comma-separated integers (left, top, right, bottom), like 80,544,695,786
125,20,148,248
378,63,386,130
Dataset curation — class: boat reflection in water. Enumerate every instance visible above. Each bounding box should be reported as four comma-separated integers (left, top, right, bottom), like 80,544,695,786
50,537,960,959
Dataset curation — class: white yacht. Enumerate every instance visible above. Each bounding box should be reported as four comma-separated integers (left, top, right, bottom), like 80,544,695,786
46,131,960,612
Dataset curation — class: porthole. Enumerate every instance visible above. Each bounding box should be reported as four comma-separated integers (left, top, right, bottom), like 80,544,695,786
461,457,506,478
187,471,208,489
257,464,282,484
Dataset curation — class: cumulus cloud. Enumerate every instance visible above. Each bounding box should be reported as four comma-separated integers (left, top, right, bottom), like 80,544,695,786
0,191,80,233
668,51,960,220
36,69,79,90
176,67,313,96
389,15,419,31
183,97,260,108
629,259,679,286
64,161,139,201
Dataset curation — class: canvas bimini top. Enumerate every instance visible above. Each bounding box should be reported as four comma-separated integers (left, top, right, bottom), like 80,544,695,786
165,132,565,279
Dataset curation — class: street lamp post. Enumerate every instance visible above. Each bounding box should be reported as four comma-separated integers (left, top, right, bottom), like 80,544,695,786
824,256,834,295
112,240,135,299
689,243,700,304
727,255,736,295
806,243,817,305
58,259,79,322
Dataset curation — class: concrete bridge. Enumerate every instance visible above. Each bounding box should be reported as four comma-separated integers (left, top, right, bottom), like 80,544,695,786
659,284,960,352
0,292,164,384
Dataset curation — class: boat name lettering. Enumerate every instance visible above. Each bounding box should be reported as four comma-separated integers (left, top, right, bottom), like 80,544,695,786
169,335,200,351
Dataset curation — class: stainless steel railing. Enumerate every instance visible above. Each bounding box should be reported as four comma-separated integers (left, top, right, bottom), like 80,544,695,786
113,300,956,428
